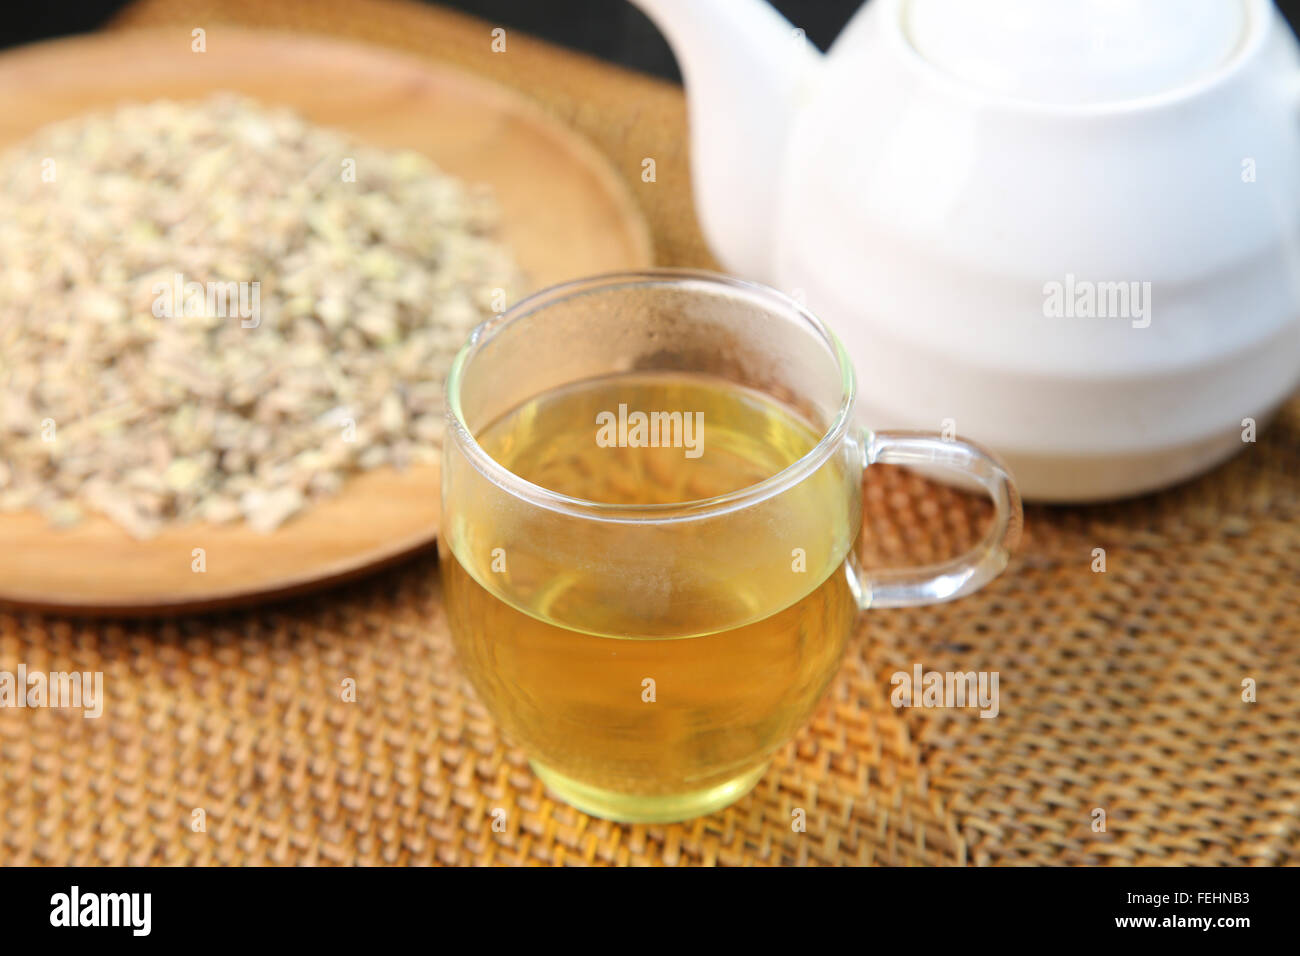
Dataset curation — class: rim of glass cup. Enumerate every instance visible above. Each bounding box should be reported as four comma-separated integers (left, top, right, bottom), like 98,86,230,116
444,268,857,523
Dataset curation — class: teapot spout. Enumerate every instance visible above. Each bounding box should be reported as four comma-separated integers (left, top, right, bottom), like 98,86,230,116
631,0,822,280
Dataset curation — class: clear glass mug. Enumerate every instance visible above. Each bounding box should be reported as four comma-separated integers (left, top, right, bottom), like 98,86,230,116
439,270,1021,822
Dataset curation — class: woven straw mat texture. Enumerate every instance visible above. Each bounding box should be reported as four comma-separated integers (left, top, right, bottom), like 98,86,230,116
0,0,1296,866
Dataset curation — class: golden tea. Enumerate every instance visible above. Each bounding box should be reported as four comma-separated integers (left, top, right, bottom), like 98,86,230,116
439,272,1021,823
440,372,857,821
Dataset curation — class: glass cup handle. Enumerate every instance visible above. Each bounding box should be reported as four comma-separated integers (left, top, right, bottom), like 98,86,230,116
852,429,1023,609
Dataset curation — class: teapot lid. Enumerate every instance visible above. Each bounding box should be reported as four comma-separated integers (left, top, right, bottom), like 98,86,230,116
902,0,1250,105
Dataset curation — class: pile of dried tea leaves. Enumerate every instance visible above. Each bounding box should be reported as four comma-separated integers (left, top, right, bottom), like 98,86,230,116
0,94,524,537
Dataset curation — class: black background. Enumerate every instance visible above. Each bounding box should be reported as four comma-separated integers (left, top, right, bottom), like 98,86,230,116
4,863,1281,941
6,0,1299,82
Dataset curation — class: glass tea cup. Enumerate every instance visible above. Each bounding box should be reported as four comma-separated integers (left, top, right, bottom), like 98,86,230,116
439,270,1021,822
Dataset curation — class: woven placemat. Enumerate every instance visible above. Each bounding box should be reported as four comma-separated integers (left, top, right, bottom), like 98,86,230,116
2,0,1297,866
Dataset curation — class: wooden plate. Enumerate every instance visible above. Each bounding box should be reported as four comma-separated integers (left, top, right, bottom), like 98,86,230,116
0,28,653,614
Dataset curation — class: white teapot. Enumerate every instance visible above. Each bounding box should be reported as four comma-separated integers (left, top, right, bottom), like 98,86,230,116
631,0,1300,500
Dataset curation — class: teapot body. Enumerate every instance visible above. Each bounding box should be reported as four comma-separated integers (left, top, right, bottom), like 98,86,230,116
773,0,1300,499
